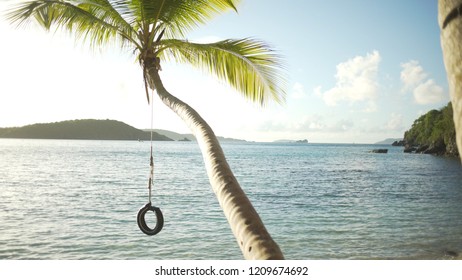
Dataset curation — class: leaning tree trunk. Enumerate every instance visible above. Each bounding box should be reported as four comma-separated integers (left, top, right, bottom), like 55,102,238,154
146,66,284,260
439,0,462,159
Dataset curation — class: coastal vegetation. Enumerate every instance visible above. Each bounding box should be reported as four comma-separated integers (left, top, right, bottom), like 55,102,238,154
439,0,462,159
403,102,458,156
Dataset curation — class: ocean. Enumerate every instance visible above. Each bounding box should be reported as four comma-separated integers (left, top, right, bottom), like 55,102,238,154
0,139,461,260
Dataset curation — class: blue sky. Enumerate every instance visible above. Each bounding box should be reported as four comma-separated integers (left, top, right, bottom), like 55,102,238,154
0,0,449,143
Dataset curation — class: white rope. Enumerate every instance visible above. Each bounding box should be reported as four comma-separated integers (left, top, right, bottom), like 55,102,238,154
148,88,155,204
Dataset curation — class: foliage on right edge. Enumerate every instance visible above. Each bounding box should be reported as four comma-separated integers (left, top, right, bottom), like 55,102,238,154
404,102,458,156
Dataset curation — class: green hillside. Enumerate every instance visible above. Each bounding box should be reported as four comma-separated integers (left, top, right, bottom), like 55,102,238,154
403,102,458,156
0,119,172,141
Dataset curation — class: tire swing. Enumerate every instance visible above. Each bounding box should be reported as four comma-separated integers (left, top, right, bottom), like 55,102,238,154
137,86,163,236
137,151,163,235
137,202,163,235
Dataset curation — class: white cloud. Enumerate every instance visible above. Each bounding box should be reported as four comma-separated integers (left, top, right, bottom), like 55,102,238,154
294,115,327,132
363,101,378,113
413,79,444,104
318,51,381,109
313,86,322,98
291,82,306,99
400,60,427,92
331,119,354,132
385,113,404,131
400,60,445,104
256,113,357,135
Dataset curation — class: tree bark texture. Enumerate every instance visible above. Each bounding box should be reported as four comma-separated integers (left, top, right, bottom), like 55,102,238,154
146,66,284,260
439,0,462,159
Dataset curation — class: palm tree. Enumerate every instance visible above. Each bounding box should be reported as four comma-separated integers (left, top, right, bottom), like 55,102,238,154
439,0,462,159
7,0,286,259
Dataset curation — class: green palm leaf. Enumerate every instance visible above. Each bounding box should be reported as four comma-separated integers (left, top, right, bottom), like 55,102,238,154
7,0,138,49
158,0,239,38
160,38,287,105
126,0,239,39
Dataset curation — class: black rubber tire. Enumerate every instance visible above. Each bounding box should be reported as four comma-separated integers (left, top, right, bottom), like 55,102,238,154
137,203,164,235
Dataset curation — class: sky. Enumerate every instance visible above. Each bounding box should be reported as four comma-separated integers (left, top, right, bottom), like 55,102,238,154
0,0,450,143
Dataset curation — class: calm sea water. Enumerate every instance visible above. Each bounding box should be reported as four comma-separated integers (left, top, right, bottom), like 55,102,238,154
1,139,461,260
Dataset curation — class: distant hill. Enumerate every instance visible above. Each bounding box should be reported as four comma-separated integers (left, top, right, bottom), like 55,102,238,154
216,136,248,143
375,138,402,145
273,139,293,143
151,129,248,143
152,129,194,141
0,119,172,141
274,139,309,143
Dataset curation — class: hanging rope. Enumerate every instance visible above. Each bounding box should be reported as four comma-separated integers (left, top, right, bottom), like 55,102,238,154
148,84,155,204
137,86,164,236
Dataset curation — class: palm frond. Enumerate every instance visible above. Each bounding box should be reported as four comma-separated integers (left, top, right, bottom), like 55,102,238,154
159,38,287,105
164,0,240,38
7,0,139,49
126,0,162,31
126,0,240,39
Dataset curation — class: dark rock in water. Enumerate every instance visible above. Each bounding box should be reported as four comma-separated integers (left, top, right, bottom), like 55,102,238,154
404,139,448,155
403,141,458,156
444,250,459,258
415,144,429,153
371,149,388,153
424,139,446,155
392,140,405,146
404,145,417,153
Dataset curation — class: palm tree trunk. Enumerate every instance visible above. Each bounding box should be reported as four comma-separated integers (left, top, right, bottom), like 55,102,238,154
146,67,284,260
439,0,462,159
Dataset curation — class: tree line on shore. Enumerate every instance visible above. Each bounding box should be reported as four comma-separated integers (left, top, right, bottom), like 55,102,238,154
400,102,458,156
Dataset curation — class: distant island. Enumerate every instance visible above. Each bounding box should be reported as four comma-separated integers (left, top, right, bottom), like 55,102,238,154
374,138,403,145
151,129,247,143
274,139,309,143
0,119,172,141
0,119,248,143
